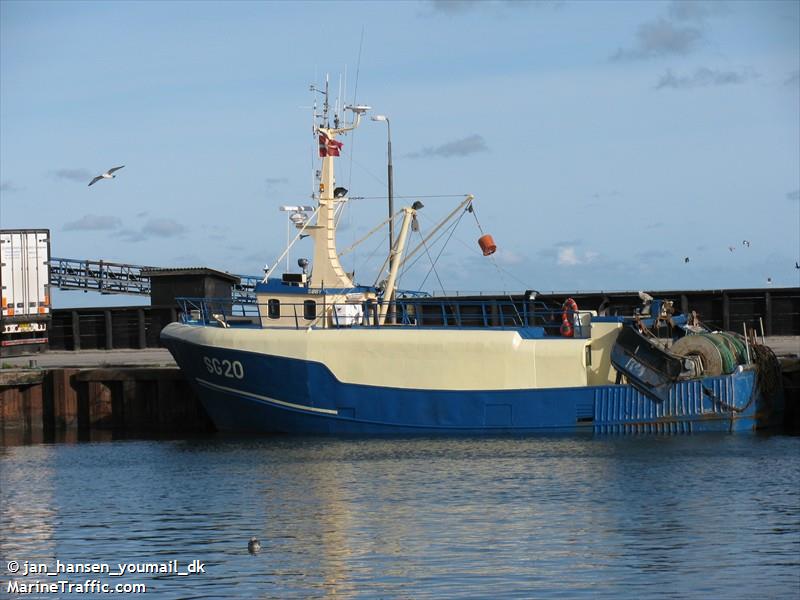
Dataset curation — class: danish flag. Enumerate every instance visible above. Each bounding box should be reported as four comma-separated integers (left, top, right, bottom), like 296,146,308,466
318,133,343,157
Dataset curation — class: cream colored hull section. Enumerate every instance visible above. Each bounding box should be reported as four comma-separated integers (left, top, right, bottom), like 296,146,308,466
162,323,621,391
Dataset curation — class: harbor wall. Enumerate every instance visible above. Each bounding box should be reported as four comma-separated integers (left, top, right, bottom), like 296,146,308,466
0,368,213,444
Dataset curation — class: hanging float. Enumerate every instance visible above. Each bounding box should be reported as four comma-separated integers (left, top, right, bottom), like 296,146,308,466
478,234,496,256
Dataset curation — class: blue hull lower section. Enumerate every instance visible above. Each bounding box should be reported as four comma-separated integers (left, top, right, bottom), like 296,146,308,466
162,335,779,435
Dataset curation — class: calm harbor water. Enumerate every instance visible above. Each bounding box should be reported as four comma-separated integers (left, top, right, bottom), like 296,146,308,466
1,433,799,599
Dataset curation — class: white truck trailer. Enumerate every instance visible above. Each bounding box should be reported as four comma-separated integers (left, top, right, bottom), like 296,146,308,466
1,229,51,356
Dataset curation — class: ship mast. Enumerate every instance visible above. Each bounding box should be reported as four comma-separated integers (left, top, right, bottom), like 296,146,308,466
308,78,370,291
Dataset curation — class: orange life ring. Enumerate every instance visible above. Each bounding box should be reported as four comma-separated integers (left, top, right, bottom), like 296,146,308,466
560,298,579,337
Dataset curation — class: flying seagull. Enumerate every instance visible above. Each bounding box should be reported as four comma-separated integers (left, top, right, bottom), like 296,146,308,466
728,246,736,252
795,262,799,269
742,240,750,247
684,257,690,263
88,165,125,187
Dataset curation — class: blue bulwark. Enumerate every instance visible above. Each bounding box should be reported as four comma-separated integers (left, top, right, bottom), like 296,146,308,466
254,279,378,296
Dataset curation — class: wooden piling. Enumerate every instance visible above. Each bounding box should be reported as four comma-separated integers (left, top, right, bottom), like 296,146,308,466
50,368,79,429
0,367,213,440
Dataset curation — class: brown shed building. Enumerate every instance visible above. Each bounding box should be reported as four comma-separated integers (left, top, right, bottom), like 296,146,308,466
141,268,241,307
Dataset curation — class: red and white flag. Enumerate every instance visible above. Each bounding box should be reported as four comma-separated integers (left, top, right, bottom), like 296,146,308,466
318,133,343,157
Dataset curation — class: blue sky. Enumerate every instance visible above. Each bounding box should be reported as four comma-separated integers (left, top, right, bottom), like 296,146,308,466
1,0,798,307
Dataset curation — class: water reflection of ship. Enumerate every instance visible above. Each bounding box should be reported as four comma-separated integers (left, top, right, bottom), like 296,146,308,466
0,445,57,572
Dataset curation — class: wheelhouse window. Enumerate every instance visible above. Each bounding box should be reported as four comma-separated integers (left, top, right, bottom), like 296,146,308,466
303,300,317,320
268,299,280,319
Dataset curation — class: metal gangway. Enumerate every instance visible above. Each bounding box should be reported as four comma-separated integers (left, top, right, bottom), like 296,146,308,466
49,257,260,303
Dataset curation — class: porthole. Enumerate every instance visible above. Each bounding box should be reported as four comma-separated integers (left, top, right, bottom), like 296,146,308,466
268,299,280,319
304,300,317,320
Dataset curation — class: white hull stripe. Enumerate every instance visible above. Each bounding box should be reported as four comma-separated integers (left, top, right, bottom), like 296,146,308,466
195,378,339,416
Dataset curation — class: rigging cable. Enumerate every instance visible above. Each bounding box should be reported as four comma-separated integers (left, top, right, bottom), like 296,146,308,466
426,215,535,292
350,194,468,200
339,209,402,257
414,228,448,297
357,228,389,286
468,203,524,324
418,208,468,292
402,212,463,275
344,28,365,274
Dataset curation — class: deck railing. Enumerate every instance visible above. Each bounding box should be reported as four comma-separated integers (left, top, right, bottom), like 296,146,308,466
176,297,591,337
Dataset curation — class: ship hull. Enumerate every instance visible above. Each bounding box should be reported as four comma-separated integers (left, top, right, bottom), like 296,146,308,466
161,324,777,435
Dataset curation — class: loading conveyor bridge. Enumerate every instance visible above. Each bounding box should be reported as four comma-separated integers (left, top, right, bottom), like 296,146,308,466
49,257,260,304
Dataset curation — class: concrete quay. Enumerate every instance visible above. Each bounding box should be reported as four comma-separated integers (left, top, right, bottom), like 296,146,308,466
2,348,176,369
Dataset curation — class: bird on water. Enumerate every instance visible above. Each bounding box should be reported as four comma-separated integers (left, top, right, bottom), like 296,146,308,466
88,165,125,186
247,537,261,554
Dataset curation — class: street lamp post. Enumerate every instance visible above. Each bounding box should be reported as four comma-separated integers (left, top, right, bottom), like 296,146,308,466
371,115,394,268
372,114,394,322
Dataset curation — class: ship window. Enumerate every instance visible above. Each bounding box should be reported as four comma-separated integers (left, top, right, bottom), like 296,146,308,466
304,300,317,320
268,299,280,319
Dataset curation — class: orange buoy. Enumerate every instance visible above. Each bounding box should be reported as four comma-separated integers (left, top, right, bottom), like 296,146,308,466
478,234,496,256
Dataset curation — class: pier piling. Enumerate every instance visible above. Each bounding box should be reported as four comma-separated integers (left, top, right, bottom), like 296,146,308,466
0,367,213,442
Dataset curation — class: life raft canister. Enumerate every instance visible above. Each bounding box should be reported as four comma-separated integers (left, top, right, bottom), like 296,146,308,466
560,297,579,337
478,234,496,256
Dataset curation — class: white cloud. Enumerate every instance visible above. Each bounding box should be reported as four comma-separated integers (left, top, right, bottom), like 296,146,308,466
0,181,20,192
656,67,758,90
426,0,560,16
495,248,524,265
142,218,186,238
556,246,599,266
118,218,187,242
406,134,488,159
557,246,579,266
63,214,122,231
51,168,92,183
668,0,731,22
612,18,703,61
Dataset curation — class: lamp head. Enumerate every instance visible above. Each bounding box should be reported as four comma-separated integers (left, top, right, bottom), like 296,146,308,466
346,104,371,114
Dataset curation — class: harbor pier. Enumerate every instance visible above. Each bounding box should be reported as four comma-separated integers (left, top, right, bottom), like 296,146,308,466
0,355,213,445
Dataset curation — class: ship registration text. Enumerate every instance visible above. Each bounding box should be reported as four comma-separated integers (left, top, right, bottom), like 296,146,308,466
203,356,244,379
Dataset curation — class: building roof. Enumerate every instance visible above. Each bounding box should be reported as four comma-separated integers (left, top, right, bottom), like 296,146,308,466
140,267,241,284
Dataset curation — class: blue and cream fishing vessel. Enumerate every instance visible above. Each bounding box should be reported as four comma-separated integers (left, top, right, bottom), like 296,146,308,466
161,83,783,435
